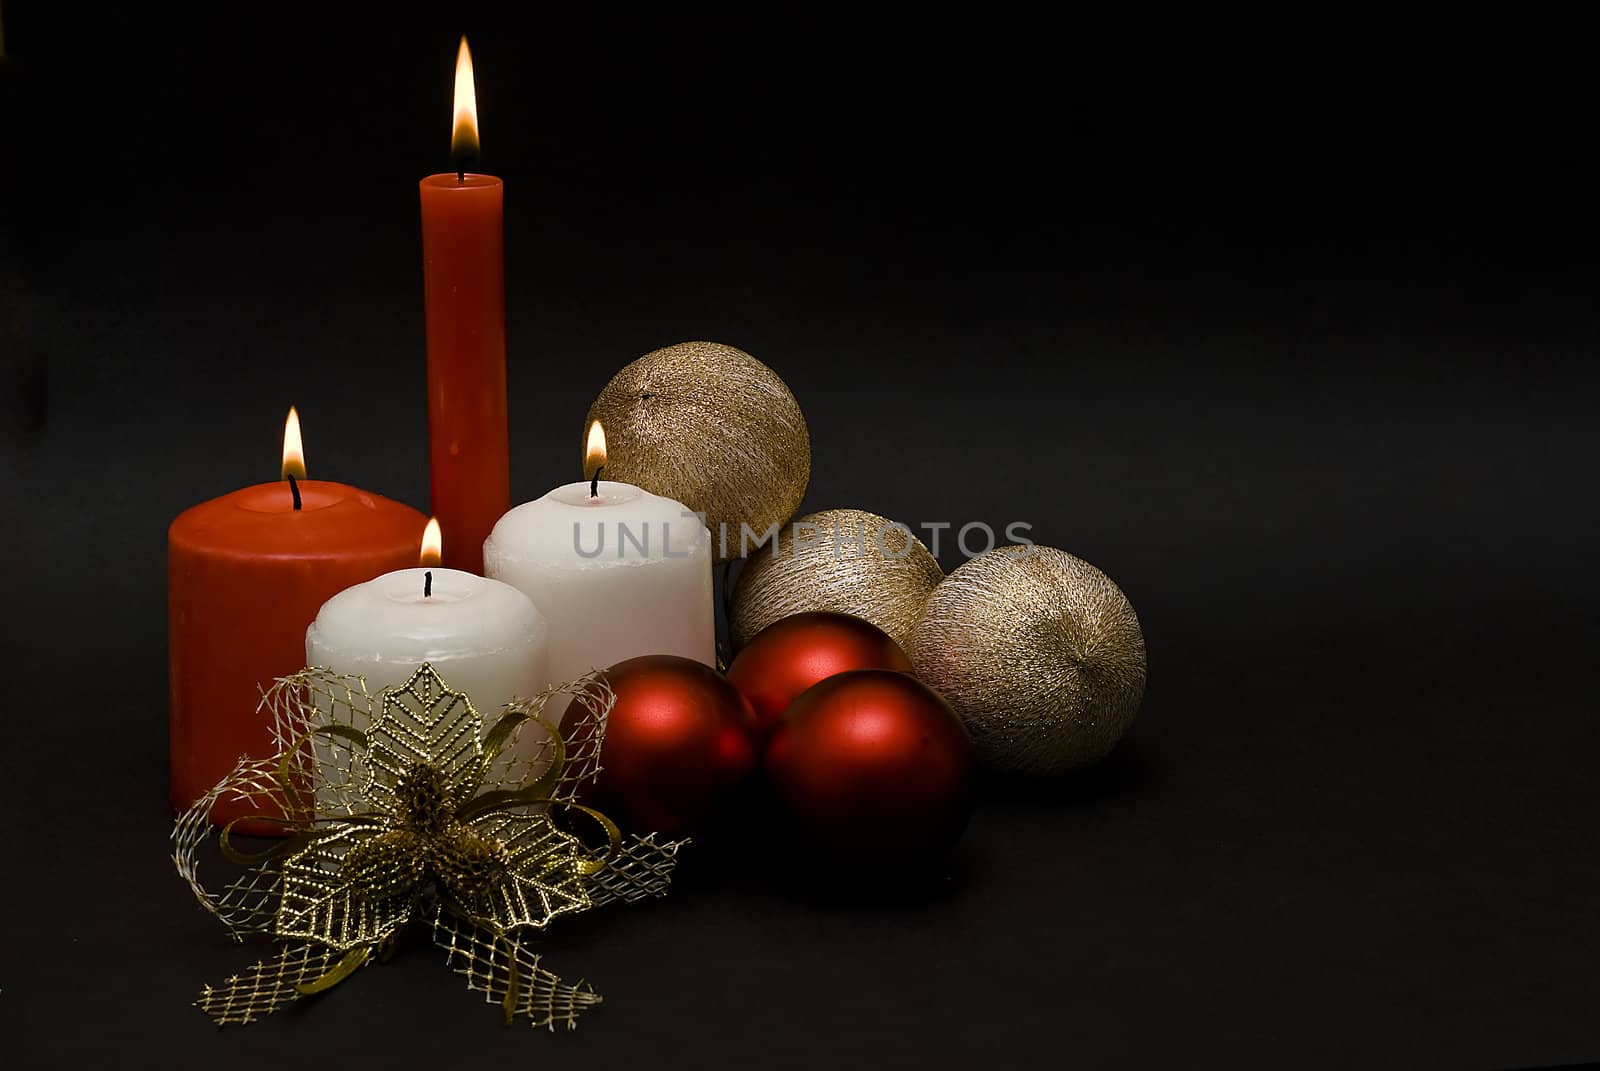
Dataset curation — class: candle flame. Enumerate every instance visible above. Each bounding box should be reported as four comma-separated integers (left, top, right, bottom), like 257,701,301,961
281,406,307,480
584,420,607,478
450,36,479,161
420,518,443,567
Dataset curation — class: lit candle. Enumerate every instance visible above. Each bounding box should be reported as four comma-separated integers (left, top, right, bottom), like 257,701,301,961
305,519,549,733
168,408,427,822
484,421,715,700
420,36,509,574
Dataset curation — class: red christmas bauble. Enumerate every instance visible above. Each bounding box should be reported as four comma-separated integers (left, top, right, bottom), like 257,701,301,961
575,655,760,837
764,669,974,862
727,611,913,735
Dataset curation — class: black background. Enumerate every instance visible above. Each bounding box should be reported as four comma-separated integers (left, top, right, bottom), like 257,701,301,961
3,5,1598,1068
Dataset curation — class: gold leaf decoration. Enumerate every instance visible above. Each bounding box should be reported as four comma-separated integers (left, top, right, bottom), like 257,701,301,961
172,663,688,1028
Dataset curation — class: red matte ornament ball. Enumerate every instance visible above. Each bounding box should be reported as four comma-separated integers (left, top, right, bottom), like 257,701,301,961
764,669,975,862
574,655,761,837
727,611,913,735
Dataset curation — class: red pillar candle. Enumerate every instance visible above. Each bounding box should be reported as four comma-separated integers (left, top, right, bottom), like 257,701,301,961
419,37,509,574
168,409,427,823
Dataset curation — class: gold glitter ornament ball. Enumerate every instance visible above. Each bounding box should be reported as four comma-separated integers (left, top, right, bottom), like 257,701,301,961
731,508,943,650
911,546,1146,775
585,341,810,562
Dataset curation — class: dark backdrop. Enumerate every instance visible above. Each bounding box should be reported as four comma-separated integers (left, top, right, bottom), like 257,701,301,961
2,6,1597,1068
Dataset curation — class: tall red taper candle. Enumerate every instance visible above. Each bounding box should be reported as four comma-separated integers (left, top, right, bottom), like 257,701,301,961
420,36,508,574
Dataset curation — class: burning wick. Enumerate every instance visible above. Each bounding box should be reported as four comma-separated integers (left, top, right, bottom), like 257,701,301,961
424,570,433,598
286,473,302,511
450,37,478,188
584,421,607,498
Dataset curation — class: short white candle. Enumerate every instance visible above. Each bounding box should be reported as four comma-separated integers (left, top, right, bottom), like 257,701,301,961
483,479,714,692
305,566,549,726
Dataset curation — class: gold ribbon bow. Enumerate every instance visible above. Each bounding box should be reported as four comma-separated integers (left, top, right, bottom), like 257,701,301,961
173,664,687,1028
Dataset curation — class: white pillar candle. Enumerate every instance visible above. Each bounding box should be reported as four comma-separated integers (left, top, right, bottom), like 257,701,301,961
305,566,549,726
483,480,715,692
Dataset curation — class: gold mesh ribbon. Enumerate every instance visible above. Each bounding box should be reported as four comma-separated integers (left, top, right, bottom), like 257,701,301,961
172,663,687,1028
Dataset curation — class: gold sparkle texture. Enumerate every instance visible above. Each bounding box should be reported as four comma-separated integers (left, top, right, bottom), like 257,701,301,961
910,546,1146,774
584,341,810,562
731,508,943,650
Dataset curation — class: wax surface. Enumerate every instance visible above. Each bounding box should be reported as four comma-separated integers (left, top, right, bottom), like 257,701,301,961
484,481,715,694
420,173,509,574
305,566,548,723
168,480,426,823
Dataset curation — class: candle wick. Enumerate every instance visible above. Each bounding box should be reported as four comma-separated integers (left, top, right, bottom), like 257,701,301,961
424,570,433,598
457,169,465,184
590,466,603,499
287,473,302,511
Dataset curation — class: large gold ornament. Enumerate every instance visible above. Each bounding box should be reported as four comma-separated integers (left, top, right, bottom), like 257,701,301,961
910,546,1146,775
172,664,686,1028
584,341,809,561
731,508,943,650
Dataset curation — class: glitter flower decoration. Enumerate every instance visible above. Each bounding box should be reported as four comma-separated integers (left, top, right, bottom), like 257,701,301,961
173,664,686,1028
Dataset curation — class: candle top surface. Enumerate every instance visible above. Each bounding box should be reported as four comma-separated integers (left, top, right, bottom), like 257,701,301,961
170,481,427,557
485,481,709,566
420,173,503,191
233,480,347,514
307,567,546,661
552,480,647,509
